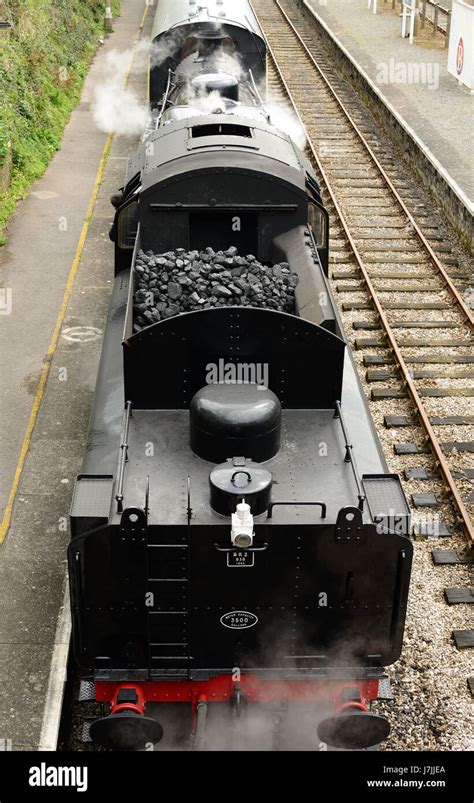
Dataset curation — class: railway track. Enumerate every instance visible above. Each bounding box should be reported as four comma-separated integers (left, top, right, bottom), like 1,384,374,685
251,0,473,540
251,0,473,704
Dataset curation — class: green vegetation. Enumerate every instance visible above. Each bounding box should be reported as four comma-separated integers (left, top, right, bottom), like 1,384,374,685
0,0,121,245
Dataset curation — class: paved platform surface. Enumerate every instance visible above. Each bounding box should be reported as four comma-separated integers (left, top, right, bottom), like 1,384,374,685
303,0,473,211
0,0,152,751
0,0,150,523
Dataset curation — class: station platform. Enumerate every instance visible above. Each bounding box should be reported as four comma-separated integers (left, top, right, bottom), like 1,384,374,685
302,0,473,241
0,0,152,750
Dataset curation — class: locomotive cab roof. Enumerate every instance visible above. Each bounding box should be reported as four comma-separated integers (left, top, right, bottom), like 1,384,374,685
133,114,317,198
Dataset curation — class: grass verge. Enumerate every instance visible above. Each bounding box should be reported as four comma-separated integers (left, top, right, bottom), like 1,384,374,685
0,0,121,246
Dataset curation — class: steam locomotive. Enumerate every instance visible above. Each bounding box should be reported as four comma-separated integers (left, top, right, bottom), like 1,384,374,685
68,0,412,751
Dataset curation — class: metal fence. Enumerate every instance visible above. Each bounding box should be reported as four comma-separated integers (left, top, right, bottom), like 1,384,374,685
382,0,452,46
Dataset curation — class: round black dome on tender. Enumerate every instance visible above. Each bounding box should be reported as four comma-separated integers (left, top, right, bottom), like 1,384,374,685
190,383,281,463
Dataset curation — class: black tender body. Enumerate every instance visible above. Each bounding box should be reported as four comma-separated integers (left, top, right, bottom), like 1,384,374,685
68,0,412,742
69,293,412,679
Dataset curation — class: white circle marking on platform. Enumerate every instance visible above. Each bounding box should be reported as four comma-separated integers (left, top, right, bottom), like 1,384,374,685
62,326,102,343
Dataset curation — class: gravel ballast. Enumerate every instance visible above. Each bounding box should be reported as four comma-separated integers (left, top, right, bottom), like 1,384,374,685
133,247,300,331
330,256,474,752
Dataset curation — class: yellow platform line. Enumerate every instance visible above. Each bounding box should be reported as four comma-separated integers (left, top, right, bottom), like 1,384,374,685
0,1,150,544
139,2,149,31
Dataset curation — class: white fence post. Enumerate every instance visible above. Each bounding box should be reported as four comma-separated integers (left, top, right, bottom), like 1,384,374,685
402,0,417,44
368,0,378,13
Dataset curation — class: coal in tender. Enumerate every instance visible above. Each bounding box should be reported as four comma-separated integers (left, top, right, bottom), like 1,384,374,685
133,247,299,332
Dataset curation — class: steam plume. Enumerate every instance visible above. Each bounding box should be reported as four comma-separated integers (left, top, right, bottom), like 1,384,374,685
91,45,150,136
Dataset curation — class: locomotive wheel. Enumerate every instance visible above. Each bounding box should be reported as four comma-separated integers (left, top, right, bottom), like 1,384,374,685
317,711,390,750
89,711,164,751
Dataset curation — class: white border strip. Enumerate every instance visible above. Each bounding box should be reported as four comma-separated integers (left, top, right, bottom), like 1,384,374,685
303,0,474,215
38,582,72,751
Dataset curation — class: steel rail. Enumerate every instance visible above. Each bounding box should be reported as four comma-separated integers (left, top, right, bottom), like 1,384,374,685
250,0,474,546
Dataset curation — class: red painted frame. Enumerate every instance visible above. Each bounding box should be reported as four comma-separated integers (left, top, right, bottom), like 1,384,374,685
96,674,379,719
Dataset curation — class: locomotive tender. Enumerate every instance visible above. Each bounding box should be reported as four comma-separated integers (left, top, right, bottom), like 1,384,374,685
68,0,413,750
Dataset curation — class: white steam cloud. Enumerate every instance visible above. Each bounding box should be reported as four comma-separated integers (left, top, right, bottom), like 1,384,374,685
91,40,308,149
149,29,184,70
265,100,308,151
91,45,150,136
193,89,227,115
